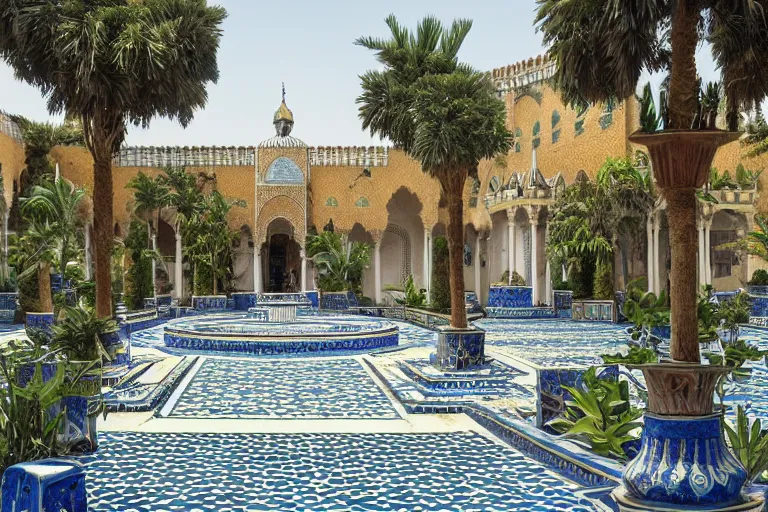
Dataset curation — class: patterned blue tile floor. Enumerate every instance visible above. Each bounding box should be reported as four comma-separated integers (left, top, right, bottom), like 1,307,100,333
78,431,597,511
476,318,627,367
168,358,400,419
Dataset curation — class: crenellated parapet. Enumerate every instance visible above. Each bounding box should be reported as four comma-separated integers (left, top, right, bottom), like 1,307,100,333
490,54,556,93
113,146,256,167
309,146,389,167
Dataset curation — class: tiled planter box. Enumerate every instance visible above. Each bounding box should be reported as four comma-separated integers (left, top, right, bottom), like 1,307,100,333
554,290,573,318
320,291,352,311
488,286,533,308
572,300,615,322
232,292,257,310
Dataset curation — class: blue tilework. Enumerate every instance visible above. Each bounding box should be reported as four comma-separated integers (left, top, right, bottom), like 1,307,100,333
572,300,615,322
477,318,627,367
624,414,747,506
554,291,573,318
0,292,17,311
232,292,257,310
265,156,304,183
650,325,671,341
465,292,482,313
2,459,87,512
488,286,533,308
169,357,399,418
321,292,351,310
192,295,227,311
433,328,485,370
77,431,597,511
749,285,768,296
306,290,319,308
403,308,450,329
753,296,768,317
486,307,556,319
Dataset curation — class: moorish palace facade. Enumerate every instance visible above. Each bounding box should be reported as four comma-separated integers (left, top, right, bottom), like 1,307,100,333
1,54,767,306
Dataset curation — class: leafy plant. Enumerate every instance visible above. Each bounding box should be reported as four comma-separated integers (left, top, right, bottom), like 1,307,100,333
622,278,670,343
509,271,526,286
752,269,768,286
592,262,614,300
735,164,763,190
718,292,751,342
709,168,738,190
717,214,768,263
601,346,658,365
397,275,426,308
637,82,659,133
51,301,116,362
724,405,768,484
548,367,643,460
307,231,371,293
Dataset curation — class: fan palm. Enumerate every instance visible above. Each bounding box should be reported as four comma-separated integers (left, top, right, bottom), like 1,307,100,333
536,0,768,363
21,179,87,276
306,231,371,293
0,1,226,317
356,15,511,328
9,222,59,313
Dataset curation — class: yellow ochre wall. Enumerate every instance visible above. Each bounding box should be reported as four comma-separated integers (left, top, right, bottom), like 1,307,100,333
0,132,25,205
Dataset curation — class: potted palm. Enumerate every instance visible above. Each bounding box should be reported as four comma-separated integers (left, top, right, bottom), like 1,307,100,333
306,231,370,310
357,16,511,369
537,1,768,510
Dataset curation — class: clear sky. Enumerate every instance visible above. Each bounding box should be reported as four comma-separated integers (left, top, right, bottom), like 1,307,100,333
0,0,721,147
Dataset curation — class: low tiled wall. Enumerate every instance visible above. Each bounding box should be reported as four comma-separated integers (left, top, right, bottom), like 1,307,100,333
488,286,533,308
554,290,573,318
232,292,257,310
536,365,619,429
572,300,615,322
485,307,556,319
404,308,451,329
192,295,227,311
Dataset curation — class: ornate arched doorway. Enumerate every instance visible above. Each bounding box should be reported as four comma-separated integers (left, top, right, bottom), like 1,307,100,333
265,218,302,292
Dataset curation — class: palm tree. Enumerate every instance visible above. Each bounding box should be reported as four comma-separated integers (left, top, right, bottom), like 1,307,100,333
21,179,87,277
356,16,511,328
0,1,226,317
306,231,371,293
9,222,59,313
536,0,768,364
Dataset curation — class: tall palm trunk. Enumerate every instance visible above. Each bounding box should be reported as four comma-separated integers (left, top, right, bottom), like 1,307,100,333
442,169,468,329
662,0,702,362
92,151,114,317
38,261,53,312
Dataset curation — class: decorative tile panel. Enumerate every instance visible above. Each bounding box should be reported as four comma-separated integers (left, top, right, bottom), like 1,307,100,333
488,286,533,308
485,307,556,319
191,295,227,311
536,365,619,428
571,300,614,322
554,290,573,318
232,292,257,310
2,459,87,512
433,327,485,370
264,156,304,184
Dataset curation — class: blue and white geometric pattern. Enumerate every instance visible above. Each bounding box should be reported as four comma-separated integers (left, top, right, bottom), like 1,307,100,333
265,156,304,183
168,358,399,418
488,286,533,308
77,431,597,511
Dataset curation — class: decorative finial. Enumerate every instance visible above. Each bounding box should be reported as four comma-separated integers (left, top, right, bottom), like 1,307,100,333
282,82,286,103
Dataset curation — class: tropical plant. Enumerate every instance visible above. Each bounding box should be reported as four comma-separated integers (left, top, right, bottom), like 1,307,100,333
750,269,768,286
735,164,763,190
0,1,227,317
123,220,154,310
536,0,768,366
509,271,526,287
397,275,427,308
9,222,59,313
183,191,244,295
51,302,116,362
744,108,768,157
548,158,653,294
431,236,450,312
724,405,768,484
127,172,171,240
306,231,371,293
356,15,511,328
622,278,670,344
21,179,87,276
548,367,643,460
637,82,659,134
709,168,738,190
718,291,752,342
601,346,658,365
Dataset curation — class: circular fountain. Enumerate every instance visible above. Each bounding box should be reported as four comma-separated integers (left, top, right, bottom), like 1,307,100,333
164,293,399,355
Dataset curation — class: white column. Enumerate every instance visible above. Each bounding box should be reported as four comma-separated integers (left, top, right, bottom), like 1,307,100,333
427,232,433,296
474,234,481,299
300,249,307,292
254,250,262,293
531,221,539,305
423,228,430,293
151,232,158,297
507,215,516,282
698,223,706,287
653,211,661,295
84,223,92,281
704,219,712,285
174,231,183,299
646,216,654,293
374,239,382,304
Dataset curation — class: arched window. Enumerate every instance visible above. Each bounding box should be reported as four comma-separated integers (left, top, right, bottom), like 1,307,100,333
532,121,541,149
514,128,523,153
325,197,338,207
355,197,370,208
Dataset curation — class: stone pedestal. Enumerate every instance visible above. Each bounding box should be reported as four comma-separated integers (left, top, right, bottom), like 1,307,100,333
612,486,763,512
1,459,87,512
431,326,485,370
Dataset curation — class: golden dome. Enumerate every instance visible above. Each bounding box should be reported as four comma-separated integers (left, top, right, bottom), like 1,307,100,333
274,100,294,123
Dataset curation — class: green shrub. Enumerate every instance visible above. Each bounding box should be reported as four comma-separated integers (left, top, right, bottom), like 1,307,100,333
509,271,526,286
593,261,614,300
400,275,426,308
123,220,153,310
431,236,450,312
193,263,214,296
750,269,768,286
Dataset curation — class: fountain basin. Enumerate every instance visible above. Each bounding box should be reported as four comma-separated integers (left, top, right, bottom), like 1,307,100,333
163,315,399,355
